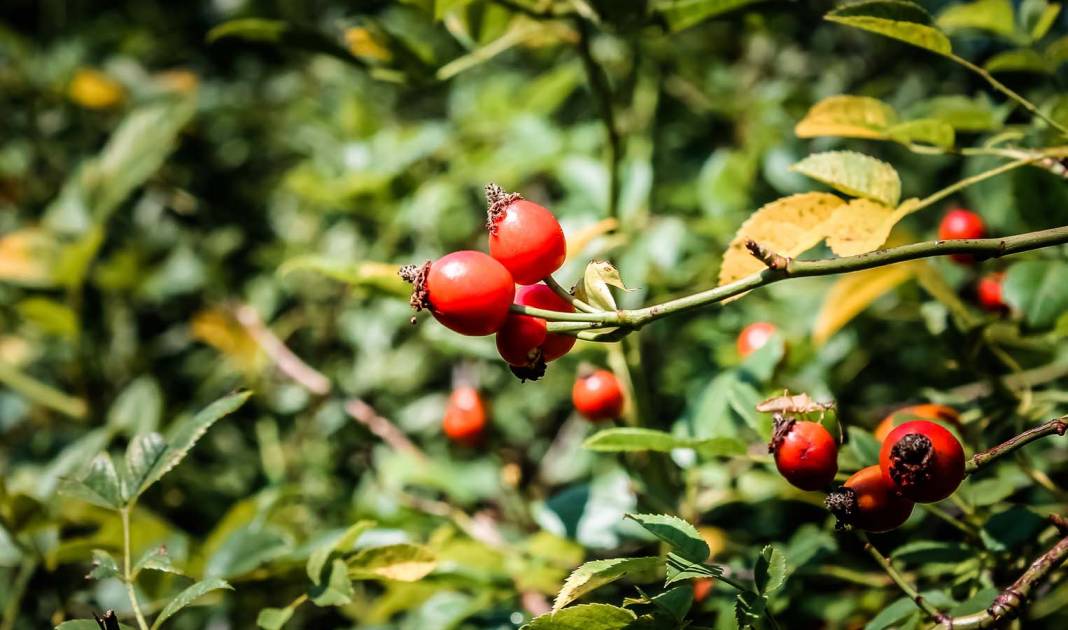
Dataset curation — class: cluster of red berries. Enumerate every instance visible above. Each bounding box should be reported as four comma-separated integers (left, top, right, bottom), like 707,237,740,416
938,208,1007,313
401,184,573,380
769,403,966,533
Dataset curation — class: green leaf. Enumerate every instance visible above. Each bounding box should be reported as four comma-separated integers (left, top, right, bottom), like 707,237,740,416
1031,3,1062,40
107,376,164,435
583,428,746,457
937,0,1018,39
61,453,122,509
153,578,234,628
133,545,183,577
826,1,953,57
256,607,294,630
865,596,917,630
734,590,766,628
122,432,167,502
649,585,694,621
1003,260,1068,328
960,477,1017,506
985,48,1053,73
524,603,638,630
664,552,724,586
848,427,882,467
307,520,373,584
791,151,901,207
753,545,787,594
311,558,354,606
886,119,956,148
552,557,661,612
16,297,78,339
907,95,1003,132
654,0,767,32
626,514,709,563
1046,34,1068,66
892,541,974,563
348,543,437,582
207,19,359,65
88,549,120,580
139,391,252,498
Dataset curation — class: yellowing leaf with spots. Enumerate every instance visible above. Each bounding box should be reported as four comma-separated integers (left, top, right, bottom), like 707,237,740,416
795,95,897,140
824,198,917,257
717,192,846,288
791,151,901,207
68,68,125,109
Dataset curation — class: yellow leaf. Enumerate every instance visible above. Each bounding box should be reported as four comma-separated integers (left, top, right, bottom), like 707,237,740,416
825,198,914,257
812,261,919,345
566,218,619,260
68,68,125,109
0,228,59,286
718,192,846,287
155,69,200,94
190,308,263,373
345,27,393,61
795,95,897,140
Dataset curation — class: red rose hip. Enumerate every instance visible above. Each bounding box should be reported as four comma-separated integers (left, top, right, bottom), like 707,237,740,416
938,208,986,264
443,386,487,445
516,284,577,361
826,465,914,532
737,322,777,358
873,404,960,443
572,369,624,421
879,420,965,503
486,184,566,285
769,416,838,491
401,251,514,336
977,272,1006,312
496,313,547,368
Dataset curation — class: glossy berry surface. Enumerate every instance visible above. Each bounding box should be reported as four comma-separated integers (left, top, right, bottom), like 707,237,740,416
874,404,960,443
405,251,515,336
880,420,965,503
769,418,838,491
826,465,914,532
496,313,547,367
443,386,487,445
572,369,624,421
938,208,986,263
515,284,576,361
486,185,566,285
693,578,715,602
737,322,777,358
977,272,1006,312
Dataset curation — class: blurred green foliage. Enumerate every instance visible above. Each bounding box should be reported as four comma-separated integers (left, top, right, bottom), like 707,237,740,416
2,0,1068,628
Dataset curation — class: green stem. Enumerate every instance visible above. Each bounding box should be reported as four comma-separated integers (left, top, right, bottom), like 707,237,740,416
542,275,599,313
858,532,948,623
0,361,87,419
905,156,1039,217
0,556,37,630
122,507,151,630
967,417,1068,473
575,17,622,221
951,54,1068,137
937,533,1068,628
920,502,978,538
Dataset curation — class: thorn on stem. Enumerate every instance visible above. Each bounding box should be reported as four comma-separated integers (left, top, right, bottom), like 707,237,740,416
744,239,790,270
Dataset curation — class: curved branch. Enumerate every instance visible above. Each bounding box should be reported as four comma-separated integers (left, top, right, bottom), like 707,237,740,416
542,275,599,313
967,417,1068,474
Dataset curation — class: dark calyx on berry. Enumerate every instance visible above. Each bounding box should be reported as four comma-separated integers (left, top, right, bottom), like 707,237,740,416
824,486,858,530
888,432,934,490
768,414,795,453
485,183,522,234
399,261,432,312
510,357,547,382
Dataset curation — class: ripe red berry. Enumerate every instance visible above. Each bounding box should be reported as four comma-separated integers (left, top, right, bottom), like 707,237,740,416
977,272,1006,312
496,313,547,368
516,284,576,361
825,465,914,532
737,322,777,358
769,416,839,491
496,284,577,381
485,184,566,285
873,404,960,443
401,251,514,336
443,386,487,445
938,208,986,264
692,578,715,602
572,369,624,421
879,420,965,503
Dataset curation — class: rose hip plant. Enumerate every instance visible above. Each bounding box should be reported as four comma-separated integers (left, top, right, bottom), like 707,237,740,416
4,0,1068,629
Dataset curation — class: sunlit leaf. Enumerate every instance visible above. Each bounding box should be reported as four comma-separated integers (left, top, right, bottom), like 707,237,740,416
886,119,956,148
795,95,897,140
348,544,437,582
583,428,746,457
812,261,919,344
753,545,787,594
655,0,767,32
552,557,661,611
826,1,953,57
626,514,709,563
154,578,234,627
937,0,1018,40
68,68,125,109
524,603,637,629
791,151,901,206
824,198,912,257
985,48,1053,74
307,520,374,584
